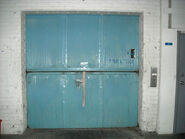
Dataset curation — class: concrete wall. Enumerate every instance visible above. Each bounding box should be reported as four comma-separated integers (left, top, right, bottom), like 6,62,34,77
0,0,161,134
157,0,185,134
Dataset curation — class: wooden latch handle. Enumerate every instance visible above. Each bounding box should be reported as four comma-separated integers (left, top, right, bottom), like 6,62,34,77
82,71,86,107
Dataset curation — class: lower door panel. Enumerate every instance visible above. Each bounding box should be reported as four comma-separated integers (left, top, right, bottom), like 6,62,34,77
27,72,138,128
103,73,138,127
27,73,64,128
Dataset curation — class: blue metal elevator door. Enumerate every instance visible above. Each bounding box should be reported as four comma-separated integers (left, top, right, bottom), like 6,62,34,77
26,14,139,128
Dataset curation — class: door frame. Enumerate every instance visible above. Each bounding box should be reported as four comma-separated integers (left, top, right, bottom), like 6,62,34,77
21,11,143,128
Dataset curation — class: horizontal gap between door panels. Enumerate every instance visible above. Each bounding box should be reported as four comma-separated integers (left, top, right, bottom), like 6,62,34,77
26,70,139,73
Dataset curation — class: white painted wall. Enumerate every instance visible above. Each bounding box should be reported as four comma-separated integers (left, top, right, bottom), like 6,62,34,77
0,0,161,134
157,0,185,134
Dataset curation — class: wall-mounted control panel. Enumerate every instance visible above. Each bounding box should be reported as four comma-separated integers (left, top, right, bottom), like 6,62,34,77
151,67,157,87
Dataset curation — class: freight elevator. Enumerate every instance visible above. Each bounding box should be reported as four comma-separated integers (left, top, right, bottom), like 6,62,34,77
26,14,139,128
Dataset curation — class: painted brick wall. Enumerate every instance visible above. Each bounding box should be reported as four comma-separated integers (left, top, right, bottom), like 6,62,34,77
0,0,160,134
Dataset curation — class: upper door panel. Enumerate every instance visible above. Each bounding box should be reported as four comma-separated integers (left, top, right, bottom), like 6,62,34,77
103,15,139,71
67,15,100,70
26,14,66,70
26,14,139,71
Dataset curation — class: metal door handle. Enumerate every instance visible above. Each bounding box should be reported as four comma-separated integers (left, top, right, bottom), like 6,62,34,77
179,81,185,85
75,79,83,83
75,79,83,88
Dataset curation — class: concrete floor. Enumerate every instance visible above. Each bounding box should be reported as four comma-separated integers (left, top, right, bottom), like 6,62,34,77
1,128,185,139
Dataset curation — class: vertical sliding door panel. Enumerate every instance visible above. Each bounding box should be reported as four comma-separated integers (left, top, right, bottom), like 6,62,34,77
27,73,65,128
103,15,139,71
63,72,103,128
67,15,100,69
26,14,139,71
27,72,138,128
26,15,66,70
103,72,138,127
